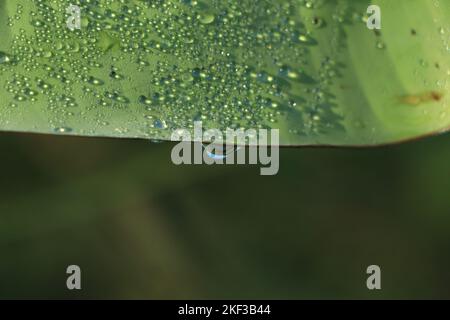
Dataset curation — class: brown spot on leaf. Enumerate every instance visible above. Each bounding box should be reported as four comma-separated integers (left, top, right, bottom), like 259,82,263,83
431,91,443,101
399,91,443,106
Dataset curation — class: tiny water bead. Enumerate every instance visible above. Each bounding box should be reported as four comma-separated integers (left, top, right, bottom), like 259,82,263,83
87,76,104,86
376,41,386,49
0,52,12,64
202,143,241,160
153,119,168,130
53,127,73,133
198,12,215,24
139,95,153,106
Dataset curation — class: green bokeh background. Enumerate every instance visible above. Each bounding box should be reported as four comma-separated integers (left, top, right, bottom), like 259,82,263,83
1,132,450,299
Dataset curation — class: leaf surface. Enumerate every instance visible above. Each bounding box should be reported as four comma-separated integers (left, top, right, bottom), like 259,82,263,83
0,0,449,146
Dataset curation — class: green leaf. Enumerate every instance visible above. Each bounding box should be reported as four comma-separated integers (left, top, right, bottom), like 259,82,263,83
0,0,448,146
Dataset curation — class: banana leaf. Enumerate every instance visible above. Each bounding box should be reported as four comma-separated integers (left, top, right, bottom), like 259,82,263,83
0,0,448,146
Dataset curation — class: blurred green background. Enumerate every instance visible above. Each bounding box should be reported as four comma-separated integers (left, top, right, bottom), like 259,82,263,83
1,131,450,299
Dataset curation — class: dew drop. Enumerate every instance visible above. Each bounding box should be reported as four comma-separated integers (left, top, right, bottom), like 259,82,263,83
198,13,215,24
0,52,12,64
54,127,73,133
